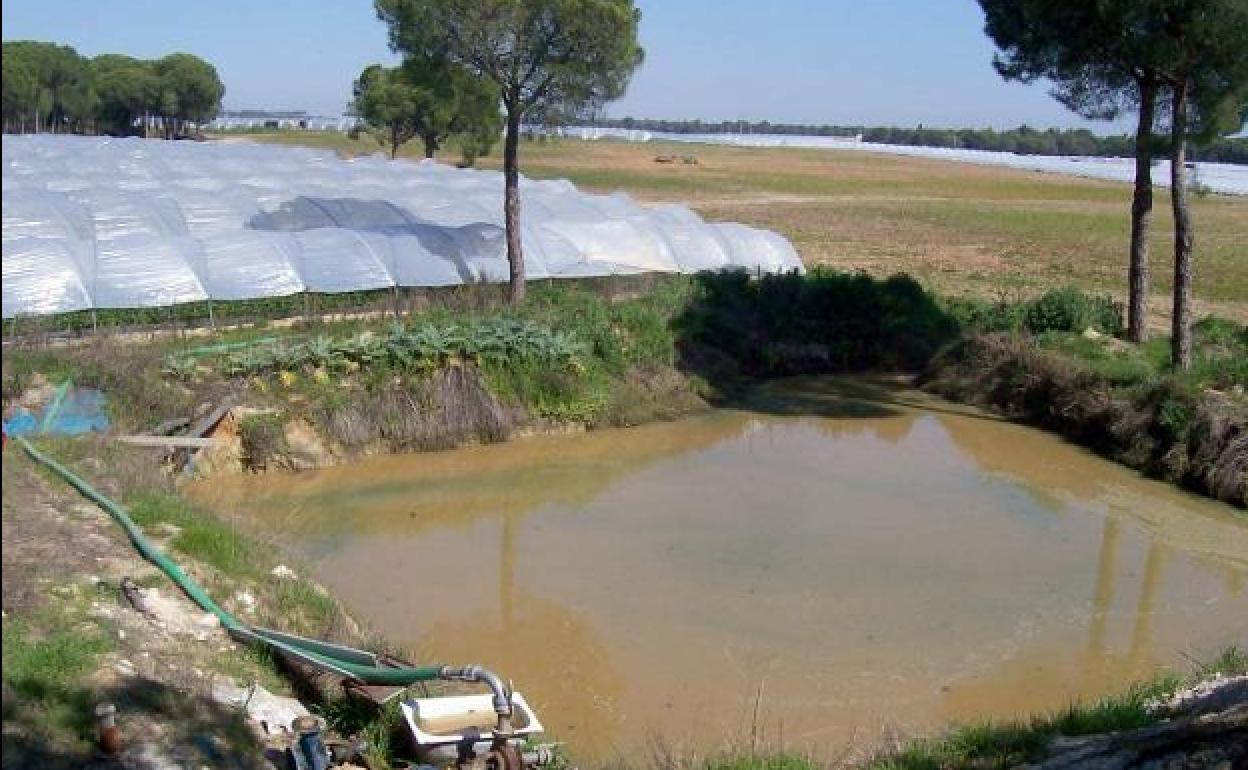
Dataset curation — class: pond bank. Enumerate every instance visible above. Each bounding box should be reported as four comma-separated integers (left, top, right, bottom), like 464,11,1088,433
5,273,1242,508
0,439,373,767
924,331,1246,508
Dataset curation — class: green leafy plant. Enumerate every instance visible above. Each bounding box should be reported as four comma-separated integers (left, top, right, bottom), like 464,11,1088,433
238,412,290,472
1023,287,1123,336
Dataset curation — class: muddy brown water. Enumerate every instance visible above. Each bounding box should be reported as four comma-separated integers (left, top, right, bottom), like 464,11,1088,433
192,378,1248,761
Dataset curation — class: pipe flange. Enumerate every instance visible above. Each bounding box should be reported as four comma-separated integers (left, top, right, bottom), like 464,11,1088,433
484,743,525,770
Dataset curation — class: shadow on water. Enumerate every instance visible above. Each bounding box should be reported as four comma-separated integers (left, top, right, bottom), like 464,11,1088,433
732,377,900,420
730,374,1006,425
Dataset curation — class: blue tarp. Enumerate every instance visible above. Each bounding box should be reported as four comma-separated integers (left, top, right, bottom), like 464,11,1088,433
3,386,109,437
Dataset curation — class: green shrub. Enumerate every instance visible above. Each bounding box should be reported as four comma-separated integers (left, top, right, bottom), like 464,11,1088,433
1193,316,1248,349
941,296,1025,333
1190,354,1248,390
1145,380,1200,445
1023,287,1123,336
1189,317,1248,389
238,412,290,471
677,268,960,377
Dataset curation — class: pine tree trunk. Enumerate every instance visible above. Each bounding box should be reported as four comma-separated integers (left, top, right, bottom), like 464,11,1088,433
423,136,437,159
503,109,526,305
1169,80,1193,371
1127,80,1156,344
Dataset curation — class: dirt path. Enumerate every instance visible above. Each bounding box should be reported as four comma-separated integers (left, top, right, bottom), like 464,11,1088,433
1,451,279,769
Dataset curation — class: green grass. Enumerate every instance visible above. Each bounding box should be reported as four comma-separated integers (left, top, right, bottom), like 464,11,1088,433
1,278,697,433
690,647,1247,770
116,484,348,637
2,614,112,748
127,490,263,580
6,276,1240,462
1,337,199,432
3,442,378,758
1034,332,1161,384
2,618,110,694
869,678,1181,770
699,757,820,770
317,696,406,767
270,579,338,631
889,199,1248,303
209,640,288,694
1031,315,1248,390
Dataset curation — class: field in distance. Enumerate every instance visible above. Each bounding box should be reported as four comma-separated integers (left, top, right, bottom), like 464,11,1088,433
231,131,1248,325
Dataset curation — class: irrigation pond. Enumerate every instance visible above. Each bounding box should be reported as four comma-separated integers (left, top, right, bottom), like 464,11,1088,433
191,378,1248,761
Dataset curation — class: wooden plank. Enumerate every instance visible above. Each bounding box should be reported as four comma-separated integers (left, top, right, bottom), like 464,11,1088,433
167,398,237,469
186,397,237,439
118,435,219,448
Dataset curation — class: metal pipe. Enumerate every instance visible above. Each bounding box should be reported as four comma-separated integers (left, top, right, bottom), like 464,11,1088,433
438,664,512,721
418,738,525,765
523,746,558,766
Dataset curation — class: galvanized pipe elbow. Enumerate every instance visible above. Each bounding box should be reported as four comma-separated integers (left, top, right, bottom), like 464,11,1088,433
438,664,512,718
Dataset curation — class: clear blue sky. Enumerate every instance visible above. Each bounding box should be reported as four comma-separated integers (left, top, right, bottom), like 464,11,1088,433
1,0,1135,132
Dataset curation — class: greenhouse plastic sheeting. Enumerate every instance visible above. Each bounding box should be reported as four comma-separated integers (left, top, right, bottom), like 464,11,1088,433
2,237,93,316
1,134,804,318
559,126,1248,196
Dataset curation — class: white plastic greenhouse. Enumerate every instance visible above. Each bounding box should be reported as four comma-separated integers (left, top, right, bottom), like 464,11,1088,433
1,135,803,319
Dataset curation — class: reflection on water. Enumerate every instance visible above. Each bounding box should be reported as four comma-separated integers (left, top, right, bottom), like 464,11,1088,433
192,377,1248,761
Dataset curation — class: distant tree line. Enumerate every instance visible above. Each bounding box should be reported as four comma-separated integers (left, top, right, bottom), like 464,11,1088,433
2,40,224,138
582,117,1248,164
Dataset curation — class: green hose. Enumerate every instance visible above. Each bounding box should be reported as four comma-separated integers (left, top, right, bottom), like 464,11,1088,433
17,436,444,686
